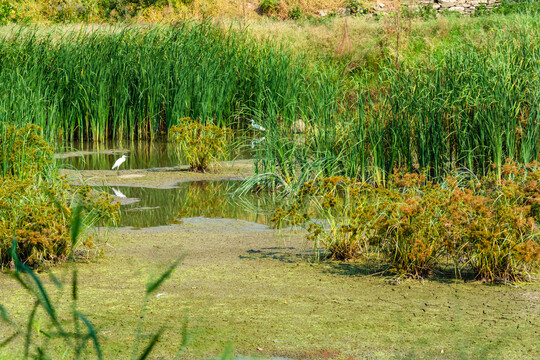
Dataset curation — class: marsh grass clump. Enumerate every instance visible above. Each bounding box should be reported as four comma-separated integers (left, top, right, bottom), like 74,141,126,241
441,162,540,282
0,124,119,269
0,178,119,269
169,118,232,172
274,167,540,282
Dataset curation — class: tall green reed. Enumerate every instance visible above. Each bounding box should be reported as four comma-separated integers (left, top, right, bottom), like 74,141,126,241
255,24,540,183
0,22,341,142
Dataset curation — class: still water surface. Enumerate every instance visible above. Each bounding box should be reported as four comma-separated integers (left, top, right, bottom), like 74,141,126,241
58,139,252,170
59,141,270,228
102,181,276,229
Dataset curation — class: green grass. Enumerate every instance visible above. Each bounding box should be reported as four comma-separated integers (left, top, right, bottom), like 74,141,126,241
2,14,540,182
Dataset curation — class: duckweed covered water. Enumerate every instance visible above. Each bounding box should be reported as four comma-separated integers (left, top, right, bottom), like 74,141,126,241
104,181,276,228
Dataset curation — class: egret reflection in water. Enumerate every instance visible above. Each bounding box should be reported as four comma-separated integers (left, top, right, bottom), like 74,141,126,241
111,187,127,198
108,181,279,229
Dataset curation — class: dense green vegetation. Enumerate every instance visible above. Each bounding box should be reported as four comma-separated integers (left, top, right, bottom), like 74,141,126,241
0,22,340,141
1,13,539,182
254,18,540,183
0,11,539,272
1,8,540,358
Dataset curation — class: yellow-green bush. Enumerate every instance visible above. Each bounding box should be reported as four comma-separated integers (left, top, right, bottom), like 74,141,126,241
0,124,119,269
1,123,54,178
169,118,232,172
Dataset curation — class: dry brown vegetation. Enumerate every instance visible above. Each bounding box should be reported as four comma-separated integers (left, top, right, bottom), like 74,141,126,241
11,1,352,22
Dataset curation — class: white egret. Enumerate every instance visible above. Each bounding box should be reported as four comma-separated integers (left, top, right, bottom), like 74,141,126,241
251,137,266,149
250,119,266,131
111,187,127,199
112,155,128,175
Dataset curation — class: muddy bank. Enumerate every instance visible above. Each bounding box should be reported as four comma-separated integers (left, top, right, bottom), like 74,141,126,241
60,159,255,188
54,148,130,159
1,220,539,359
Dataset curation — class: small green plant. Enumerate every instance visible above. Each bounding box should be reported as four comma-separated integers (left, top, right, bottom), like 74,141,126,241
259,0,280,15
288,5,302,20
473,4,489,17
0,0,17,25
418,3,437,20
169,118,232,172
1,124,53,179
344,0,361,14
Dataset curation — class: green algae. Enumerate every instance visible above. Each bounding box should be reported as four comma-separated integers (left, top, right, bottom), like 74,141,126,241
1,220,538,359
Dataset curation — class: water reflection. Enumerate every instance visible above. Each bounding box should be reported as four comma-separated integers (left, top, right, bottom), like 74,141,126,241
106,181,277,228
57,137,252,170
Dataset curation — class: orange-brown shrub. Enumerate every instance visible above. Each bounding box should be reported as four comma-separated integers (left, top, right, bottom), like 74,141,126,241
273,167,540,282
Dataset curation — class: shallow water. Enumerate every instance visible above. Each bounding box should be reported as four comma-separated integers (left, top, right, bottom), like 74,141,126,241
103,181,276,229
57,138,252,170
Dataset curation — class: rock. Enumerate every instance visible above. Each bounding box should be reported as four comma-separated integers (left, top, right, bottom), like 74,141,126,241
336,7,348,16
378,3,386,8
319,10,328,17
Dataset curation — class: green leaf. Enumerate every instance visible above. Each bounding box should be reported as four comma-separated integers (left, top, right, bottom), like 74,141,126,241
48,272,63,290
146,255,185,295
11,240,65,336
0,332,19,348
137,328,164,360
76,312,103,360
71,203,83,248
0,304,10,322
24,301,39,359
72,268,78,301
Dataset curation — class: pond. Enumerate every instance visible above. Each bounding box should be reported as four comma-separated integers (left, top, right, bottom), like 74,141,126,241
103,181,277,229
57,140,276,229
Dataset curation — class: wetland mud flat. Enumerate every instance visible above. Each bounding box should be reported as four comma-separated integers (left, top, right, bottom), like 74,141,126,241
1,218,539,359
